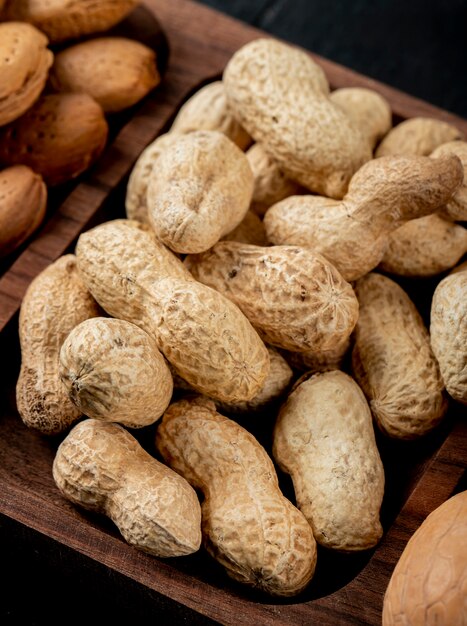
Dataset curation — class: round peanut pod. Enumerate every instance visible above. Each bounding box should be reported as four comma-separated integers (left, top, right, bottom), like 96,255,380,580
351,272,447,439
60,317,174,428
155,395,317,597
273,370,385,551
0,22,53,127
0,165,47,258
185,241,359,353
76,219,270,404
53,419,202,557
382,490,467,626
169,81,252,150
431,140,467,221
430,269,467,405
146,130,254,254
223,38,371,199
16,254,101,435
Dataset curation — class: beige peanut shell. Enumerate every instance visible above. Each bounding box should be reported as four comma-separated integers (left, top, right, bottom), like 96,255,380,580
221,209,268,246
16,254,101,435
60,317,174,428
185,241,359,353
431,140,467,221
273,370,385,551
76,219,270,404
382,490,467,626
223,38,371,199
0,22,53,127
155,396,317,596
352,272,447,439
0,92,108,186
282,336,350,374
170,81,252,150
49,37,160,113
0,165,47,258
53,419,202,557
375,116,463,157
146,130,254,254
430,270,467,404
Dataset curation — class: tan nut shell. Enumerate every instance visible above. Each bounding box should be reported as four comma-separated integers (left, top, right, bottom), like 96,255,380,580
379,214,467,277
60,317,174,428
221,209,268,246
76,220,270,404
185,241,359,353
0,165,47,258
283,336,350,374
53,419,202,557
170,81,252,150
375,116,464,157
3,0,137,43
0,22,53,127
155,396,317,596
329,87,392,150
352,273,447,439
16,254,101,435
431,140,467,221
264,154,464,281
0,92,108,186
430,270,467,404
223,38,371,199
49,37,160,113
382,490,467,626
146,130,254,253
273,371,385,551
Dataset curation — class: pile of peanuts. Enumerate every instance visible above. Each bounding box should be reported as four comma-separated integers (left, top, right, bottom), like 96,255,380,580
16,37,466,620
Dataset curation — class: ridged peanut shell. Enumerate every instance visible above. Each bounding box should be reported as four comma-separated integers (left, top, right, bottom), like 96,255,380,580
146,130,254,253
223,38,371,199
282,336,350,374
375,117,463,157
0,165,47,258
382,490,467,626
0,22,53,127
185,241,359,353
53,419,202,557
155,396,317,596
60,318,173,428
273,371,385,551
49,37,160,113
0,92,108,186
431,141,467,221
3,0,138,43
352,273,447,439
430,270,467,404
16,254,101,435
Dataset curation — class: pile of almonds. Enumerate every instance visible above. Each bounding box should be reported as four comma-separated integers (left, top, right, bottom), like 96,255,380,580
0,0,160,259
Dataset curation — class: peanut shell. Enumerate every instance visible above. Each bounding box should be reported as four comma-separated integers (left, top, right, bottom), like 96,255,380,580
375,117,463,157
221,209,268,246
431,140,467,221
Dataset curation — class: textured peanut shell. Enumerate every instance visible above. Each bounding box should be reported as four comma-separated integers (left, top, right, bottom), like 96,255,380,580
223,38,371,199
246,143,303,217
221,209,268,246
273,371,385,551
16,254,101,435
431,141,467,221
3,0,137,43
430,271,467,404
264,154,463,281
375,116,464,158
379,214,467,277
283,336,350,374
53,419,202,557
60,317,174,428
125,132,180,223
0,22,53,127
185,241,359,353
382,490,467,626
146,130,254,253
352,273,447,439
49,37,160,113
170,81,251,150
155,396,317,596
0,92,108,186
76,220,270,404
329,87,392,150
0,165,47,258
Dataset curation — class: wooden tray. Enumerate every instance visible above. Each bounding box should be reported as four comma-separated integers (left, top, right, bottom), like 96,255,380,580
0,1,466,624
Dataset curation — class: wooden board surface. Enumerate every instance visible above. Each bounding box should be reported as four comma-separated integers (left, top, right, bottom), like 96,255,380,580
0,0,466,624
